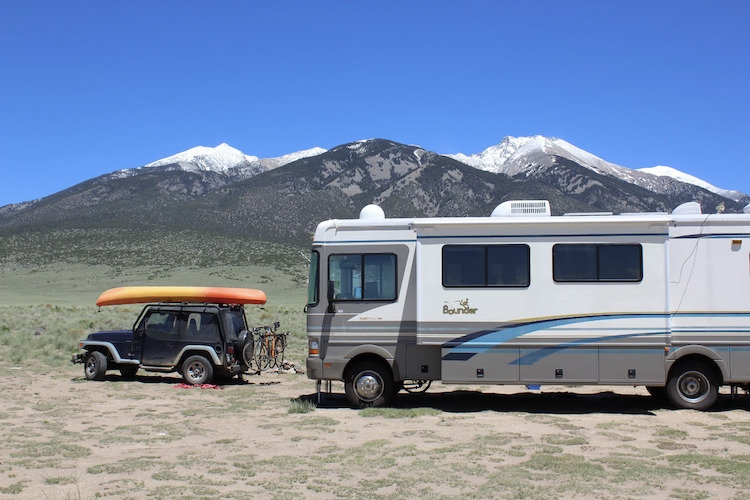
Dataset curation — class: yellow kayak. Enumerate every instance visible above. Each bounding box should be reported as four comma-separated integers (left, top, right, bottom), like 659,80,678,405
96,286,267,306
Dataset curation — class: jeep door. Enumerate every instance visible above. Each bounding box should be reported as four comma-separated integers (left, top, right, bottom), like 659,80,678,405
141,310,183,366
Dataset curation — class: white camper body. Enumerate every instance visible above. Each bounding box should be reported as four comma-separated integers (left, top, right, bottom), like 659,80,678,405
305,201,750,409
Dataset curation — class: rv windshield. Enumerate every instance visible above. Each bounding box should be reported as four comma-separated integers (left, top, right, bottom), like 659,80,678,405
307,251,320,306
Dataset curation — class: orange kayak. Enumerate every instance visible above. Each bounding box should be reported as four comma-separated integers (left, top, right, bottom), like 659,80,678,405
96,286,267,307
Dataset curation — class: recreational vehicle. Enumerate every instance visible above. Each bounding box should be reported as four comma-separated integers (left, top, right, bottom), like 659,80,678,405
305,200,750,409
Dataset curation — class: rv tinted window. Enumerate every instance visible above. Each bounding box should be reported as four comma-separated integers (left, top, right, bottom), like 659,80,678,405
443,245,530,287
328,253,397,301
598,245,642,281
442,246,485,286
487,245,530,286
307,251,320,306
553,245,597,281
553,244,642,282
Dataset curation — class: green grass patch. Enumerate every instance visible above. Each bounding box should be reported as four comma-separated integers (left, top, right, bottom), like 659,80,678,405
359,407,442,418
288,398,317,414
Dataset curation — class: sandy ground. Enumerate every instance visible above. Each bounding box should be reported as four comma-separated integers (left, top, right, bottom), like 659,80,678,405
1,364,750,499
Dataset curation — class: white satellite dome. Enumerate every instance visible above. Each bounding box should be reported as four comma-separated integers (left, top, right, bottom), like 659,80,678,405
359,204,385,220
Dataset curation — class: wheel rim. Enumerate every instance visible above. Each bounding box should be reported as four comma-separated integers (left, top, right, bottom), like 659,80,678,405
677,370,709,403
354,370,383,402
187,361,206,383
85,357,97,376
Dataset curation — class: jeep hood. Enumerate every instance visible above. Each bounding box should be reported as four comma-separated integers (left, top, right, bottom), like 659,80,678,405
86,330,132,342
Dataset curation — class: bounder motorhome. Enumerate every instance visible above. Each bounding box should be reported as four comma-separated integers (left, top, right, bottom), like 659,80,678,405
305,200,750,409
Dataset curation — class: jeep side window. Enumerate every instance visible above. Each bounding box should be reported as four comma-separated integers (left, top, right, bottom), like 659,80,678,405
184,313,220,342
145,312,179,341
226,310,247,339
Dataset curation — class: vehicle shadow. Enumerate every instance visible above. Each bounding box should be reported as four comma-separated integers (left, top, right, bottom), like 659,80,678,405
307,389,750,415
72,372,273,386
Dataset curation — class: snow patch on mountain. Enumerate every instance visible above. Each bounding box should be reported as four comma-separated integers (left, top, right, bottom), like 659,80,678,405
257,147,327,170
445,136,631,179
146,143,259,172
446,136,747,202
638,166,745,201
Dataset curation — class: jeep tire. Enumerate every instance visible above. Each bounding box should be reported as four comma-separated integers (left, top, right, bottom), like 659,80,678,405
84,351,107,381
182,355,214,385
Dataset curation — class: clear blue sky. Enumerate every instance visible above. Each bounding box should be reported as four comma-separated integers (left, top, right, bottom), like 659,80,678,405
1,0,748,206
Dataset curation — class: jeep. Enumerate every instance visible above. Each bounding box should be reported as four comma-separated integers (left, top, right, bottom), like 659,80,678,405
72,303,254,385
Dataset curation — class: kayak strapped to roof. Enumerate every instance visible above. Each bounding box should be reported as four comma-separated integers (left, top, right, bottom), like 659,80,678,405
96,286,267,307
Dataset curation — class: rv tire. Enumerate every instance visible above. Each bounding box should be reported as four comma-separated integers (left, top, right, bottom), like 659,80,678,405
645,386,665,399
666,361,718,410
344,360,393,408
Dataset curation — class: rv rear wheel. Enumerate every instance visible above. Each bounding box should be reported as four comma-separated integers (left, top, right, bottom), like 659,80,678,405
345,361,394,408
666,361,718,410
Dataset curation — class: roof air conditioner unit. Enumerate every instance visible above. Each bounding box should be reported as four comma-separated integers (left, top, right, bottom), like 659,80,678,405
491,200,551,217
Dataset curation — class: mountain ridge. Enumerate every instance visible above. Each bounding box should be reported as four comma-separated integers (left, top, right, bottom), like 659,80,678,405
1,137,746,247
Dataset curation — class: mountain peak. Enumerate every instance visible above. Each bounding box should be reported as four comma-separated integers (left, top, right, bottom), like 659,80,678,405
145,143,259,172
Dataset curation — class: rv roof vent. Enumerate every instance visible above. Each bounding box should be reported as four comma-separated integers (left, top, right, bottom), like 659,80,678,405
672,201,702,216
359,204,385,220
744,203,750,214
491,200,551,217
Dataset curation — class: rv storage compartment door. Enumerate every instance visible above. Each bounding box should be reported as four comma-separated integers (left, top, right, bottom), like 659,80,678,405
441,347,520,383
519,347,598,383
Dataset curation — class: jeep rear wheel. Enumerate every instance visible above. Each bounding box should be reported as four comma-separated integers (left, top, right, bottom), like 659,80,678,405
182,355,213,385
84,351,107,381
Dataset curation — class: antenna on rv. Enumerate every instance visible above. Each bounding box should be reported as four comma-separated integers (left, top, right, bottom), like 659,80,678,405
359,204,385,220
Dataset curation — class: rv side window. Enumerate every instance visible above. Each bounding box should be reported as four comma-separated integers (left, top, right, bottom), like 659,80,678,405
442,245,530,287
307,251,320,306
328,253,397,301
553,244,642,282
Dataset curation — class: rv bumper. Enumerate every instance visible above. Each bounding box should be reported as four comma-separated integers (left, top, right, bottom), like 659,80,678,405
306,357,347,380
306,357,323,379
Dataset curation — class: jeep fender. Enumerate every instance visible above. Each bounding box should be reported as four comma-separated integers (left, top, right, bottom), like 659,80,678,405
176,346,222,367
80,341,139,365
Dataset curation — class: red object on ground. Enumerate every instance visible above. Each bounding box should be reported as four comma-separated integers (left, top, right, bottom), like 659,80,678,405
174,383,224,390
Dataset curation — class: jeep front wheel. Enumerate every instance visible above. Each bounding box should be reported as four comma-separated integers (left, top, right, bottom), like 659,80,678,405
84,351,107,381
182,355,213,385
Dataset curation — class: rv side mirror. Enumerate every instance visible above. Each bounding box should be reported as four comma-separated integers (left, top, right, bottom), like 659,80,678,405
327,280,336,314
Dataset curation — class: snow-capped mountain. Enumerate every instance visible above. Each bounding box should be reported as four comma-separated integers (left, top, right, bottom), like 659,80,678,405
104,143,327,183
144,143,327,173
445,136,629,178
638,166,745,202
447,136,748,203
146,143,260,172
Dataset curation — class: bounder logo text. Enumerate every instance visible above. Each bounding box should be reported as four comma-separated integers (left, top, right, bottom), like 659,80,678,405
443,298,478,315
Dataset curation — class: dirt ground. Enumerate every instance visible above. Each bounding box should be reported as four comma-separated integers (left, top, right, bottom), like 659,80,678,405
2,364,750,499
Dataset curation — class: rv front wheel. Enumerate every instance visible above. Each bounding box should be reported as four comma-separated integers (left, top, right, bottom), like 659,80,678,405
345,361,393,408
666,361,718,410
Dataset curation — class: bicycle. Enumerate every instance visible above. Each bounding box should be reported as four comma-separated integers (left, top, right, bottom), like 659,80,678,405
253,322,289,371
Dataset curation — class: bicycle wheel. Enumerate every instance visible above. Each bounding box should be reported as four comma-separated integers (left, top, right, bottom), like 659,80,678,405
255,340,271,371
273,334,286,366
